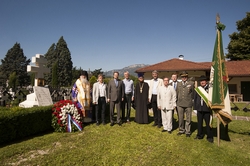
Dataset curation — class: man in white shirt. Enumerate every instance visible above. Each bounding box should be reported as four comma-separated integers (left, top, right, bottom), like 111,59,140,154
92,74,107,125
148,70,163,128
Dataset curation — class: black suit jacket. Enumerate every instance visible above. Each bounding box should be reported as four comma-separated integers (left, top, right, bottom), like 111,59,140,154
193,85,211,112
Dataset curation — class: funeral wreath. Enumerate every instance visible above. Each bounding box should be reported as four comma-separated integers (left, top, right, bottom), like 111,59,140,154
52,100,83,132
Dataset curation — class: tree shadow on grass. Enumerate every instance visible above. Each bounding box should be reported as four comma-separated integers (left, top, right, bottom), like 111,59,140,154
148,115,154,124
212,124,231,141
190,119,232,141
172,116,179,131
0,129,54,148
171,115,198,135
190,121,198,135
228,130,250,136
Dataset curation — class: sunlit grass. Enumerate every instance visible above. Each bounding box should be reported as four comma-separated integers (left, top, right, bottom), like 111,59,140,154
0,109,249,166
231,102,250,116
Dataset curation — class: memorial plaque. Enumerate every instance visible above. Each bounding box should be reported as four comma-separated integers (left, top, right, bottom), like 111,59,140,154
33,86,53,106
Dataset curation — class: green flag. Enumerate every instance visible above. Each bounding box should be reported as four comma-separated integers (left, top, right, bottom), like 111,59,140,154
208,20,232,125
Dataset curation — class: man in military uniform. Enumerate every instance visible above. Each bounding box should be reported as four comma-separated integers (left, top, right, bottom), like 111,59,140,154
176,71,194,137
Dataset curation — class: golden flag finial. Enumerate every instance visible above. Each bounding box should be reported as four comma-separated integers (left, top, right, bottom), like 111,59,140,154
216,13,220,24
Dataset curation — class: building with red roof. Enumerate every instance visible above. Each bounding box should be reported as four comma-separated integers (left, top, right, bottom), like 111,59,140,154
136,58,250,101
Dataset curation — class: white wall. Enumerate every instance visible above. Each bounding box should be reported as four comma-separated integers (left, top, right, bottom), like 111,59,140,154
228,77,250,94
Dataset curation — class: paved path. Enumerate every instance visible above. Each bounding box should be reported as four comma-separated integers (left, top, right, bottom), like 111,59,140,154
149,110,250,121
232,116,250,121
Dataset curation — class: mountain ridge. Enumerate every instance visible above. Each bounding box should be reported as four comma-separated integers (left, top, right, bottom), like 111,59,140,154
104,64,149,77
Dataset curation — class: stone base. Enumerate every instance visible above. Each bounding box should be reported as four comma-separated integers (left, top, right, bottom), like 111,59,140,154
19,93,38,108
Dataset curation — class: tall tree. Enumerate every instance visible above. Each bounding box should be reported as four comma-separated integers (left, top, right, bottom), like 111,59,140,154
8,72,18,91
44,37,73,87
52,61,58,87
29,73,35,86
1,43,31,87
226,12,250,60
56,36,73,86
44,43,56,85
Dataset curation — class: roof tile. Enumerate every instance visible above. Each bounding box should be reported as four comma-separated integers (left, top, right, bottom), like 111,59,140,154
136,58,250,77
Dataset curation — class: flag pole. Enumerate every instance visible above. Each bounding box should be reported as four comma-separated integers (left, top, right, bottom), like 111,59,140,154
217,114,220,146
209,14,232,146
217,15,221,146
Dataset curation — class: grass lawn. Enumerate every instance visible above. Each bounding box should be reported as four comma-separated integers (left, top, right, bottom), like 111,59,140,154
0,109,249,166
231,102,250,117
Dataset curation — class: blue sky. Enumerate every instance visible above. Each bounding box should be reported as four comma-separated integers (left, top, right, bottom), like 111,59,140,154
0,0,249,71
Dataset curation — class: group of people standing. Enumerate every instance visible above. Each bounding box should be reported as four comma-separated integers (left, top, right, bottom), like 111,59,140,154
72,69,213,143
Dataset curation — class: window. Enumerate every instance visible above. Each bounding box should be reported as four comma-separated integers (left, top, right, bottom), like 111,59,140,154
228,84,237,94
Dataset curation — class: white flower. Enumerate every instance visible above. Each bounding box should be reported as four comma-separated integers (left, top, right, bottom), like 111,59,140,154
59,103,82,125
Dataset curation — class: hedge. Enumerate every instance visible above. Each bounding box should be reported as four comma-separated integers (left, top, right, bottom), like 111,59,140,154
0,106,53,144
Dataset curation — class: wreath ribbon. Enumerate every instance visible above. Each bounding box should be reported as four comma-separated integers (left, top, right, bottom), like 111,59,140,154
67,114,83,132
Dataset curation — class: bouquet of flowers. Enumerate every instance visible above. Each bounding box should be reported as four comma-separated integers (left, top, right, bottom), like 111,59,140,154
52,100,83,132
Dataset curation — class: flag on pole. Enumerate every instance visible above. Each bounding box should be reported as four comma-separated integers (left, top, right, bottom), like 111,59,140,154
208,15,232,125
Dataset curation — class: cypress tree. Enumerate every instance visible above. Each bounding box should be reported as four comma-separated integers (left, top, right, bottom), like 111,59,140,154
56,36,73,86
52,61,58,87
1,43,31,87
44,43,56,85
44,37,73,87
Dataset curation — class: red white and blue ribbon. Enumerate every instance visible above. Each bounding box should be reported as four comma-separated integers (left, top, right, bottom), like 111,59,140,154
67,114,82,132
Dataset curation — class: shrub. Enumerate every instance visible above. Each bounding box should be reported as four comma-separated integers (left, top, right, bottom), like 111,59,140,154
0,106,53,144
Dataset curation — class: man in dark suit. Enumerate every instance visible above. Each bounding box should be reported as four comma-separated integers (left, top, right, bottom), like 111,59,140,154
107,71,124,126
193,75,213,143
169,73,178,127
176,71,194,137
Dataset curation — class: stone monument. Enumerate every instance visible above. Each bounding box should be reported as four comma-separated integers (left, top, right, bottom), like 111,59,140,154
27,54,50,86
19,54,52,108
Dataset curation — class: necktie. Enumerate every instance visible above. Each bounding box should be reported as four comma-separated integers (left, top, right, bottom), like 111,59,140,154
174,82,176,90
115,79,118,87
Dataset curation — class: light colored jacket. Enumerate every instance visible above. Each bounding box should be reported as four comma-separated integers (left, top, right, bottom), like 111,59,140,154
148,78,163,100
157,85,176,110
92,82,107,104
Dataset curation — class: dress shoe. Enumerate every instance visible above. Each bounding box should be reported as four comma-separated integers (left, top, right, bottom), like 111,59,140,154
157,125,161,128
207,138,214,143
96,122,100,126
186,134,191,137
168,131,172,134
162,129,167,132
152,123,157,126
110,122,114,126
177,132,184,136
118,122,122,126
